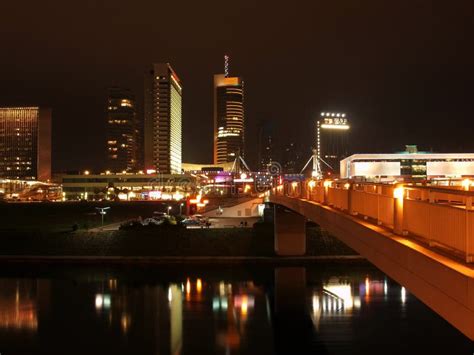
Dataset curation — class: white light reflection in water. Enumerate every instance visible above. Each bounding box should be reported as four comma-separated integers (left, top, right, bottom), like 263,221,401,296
401,287,406,305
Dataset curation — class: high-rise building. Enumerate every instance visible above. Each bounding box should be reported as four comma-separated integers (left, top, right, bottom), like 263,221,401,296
282,142,304,174
317,112,350,174
144,63,183,174
257,119,275,171
0,107,51,181
213,60,245,164
106,87,140,172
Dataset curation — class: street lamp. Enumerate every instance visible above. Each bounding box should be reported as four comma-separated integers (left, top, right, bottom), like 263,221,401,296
96,207,110,227
167,205,172,215
179,202,184,215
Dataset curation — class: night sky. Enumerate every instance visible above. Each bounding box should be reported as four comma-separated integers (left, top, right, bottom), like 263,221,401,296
0,1,472,172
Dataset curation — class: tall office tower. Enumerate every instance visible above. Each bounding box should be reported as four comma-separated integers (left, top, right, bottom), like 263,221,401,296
282,142,304,174
106,87,140,172
0,107,51,180
317,112,350,174
257,119,275,171
144,63,183,174
213,57,245,164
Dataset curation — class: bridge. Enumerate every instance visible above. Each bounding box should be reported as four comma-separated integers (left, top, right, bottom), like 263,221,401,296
268,180,474,340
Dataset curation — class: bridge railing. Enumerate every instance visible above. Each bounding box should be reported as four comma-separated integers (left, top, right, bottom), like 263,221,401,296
271,180,474,263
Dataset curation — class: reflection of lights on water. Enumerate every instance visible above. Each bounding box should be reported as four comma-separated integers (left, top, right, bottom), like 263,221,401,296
323,284,354,310
219,282,225,296
196,279,202,293
103,295,111,308
186,279,191,295
365,277,370,298
95,295,103,309
212,296,229,312
168,287,173,302
240,296,248,316
384,280,388,296
121,313,131,333
312,295,319,312
401,287,406,304
233,294,254,317
95,294,111,310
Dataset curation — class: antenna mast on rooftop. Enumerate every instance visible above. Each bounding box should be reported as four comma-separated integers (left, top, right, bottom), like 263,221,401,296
224,55,229,77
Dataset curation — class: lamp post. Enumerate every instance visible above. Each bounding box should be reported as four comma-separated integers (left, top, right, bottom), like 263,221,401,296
179,203,184,215
167,205,172,215
96,207,111,228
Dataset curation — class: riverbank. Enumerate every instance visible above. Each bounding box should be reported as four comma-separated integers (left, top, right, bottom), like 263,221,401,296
0,223,358,259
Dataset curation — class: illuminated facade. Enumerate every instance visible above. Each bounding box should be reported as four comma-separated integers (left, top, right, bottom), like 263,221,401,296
58,172,196,200
106,87,140,172
0,107,51,181
317,112,350,174
144,63,182,174
340,146,474,180
213,74,245,164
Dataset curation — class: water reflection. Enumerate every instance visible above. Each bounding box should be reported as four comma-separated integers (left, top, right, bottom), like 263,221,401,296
0,265,470,354
0,280,39,331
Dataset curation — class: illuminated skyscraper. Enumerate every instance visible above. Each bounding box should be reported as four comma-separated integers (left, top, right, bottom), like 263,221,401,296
106,87,140,172
0,107,51,180
317,112,350,174
144,63,182,174
213,61,245,164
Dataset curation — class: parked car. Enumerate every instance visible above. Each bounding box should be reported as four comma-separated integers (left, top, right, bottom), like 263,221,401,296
181,218,204,227
142,217,164,226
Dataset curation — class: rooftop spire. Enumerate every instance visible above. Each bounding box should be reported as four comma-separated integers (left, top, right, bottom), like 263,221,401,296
224,55,229,77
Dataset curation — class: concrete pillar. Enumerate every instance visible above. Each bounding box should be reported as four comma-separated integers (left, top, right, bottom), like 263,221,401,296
274,205,306,255
466,197,472,263
347,183,355,215
323,183,329,205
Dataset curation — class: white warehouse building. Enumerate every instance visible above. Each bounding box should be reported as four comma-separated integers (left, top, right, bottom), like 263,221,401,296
340,147,474,180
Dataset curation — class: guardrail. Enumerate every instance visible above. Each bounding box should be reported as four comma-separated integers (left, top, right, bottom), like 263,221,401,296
272,180,474,263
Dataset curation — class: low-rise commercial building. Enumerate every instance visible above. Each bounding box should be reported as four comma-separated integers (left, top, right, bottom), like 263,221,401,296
58,172,197,201
341,146,474,180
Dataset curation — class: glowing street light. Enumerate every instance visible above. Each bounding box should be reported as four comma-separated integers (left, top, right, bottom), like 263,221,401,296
96,207,111,227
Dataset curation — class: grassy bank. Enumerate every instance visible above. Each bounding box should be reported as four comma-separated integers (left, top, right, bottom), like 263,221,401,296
0,201,179,233
0,220,356,257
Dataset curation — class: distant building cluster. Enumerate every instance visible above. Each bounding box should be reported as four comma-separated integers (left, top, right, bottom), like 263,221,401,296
105,59,246,176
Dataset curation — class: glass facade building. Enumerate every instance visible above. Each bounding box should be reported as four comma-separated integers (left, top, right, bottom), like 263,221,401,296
106,88,140,172
144,63,182,174
213,74,245,164
0,107,51,181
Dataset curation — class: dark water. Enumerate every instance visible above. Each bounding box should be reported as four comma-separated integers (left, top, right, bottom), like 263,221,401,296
0,263,471,355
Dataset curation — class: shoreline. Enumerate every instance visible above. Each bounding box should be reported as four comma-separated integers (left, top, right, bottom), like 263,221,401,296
0,254,366,265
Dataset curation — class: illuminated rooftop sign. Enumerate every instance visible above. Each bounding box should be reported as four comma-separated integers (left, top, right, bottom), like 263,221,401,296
319,112,349,129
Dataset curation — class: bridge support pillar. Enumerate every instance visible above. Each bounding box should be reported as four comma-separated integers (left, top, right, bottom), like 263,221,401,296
274,205,306,255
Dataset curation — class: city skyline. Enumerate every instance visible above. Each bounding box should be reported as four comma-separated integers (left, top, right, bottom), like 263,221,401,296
0,1,472,173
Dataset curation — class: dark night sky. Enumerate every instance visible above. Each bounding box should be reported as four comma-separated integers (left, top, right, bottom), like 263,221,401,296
0,0,473,172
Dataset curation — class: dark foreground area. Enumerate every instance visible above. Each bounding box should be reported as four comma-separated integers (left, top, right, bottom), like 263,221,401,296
0,223,355,257
0,201,356,257
0,263,471,355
